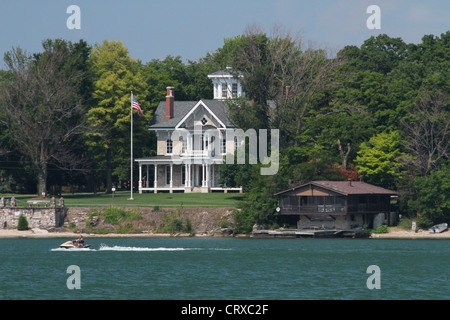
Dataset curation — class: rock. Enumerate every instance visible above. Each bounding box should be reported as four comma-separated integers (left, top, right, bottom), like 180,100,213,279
211,227,233,237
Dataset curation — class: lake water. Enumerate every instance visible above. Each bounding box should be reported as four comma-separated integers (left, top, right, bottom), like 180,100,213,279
0,237,448,300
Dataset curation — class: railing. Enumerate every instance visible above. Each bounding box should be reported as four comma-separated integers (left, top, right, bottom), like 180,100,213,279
180,150,224,158
281,204,391,214
281,205,345,213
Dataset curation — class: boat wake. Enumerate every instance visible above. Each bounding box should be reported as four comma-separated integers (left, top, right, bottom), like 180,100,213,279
98,245,201,252
51,245,232,252
51,247,96,252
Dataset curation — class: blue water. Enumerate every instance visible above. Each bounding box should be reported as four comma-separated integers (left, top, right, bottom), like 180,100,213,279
0,237,448,300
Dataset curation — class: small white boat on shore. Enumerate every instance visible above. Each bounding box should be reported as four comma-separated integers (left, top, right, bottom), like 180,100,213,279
429,223,448,234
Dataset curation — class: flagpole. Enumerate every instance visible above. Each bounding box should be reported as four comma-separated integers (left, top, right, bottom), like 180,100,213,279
129,91,134,200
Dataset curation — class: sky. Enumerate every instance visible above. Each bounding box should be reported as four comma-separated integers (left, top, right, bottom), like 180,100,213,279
0,0,448,68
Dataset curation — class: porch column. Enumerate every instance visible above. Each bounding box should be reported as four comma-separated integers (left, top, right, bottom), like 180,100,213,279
206,164,210,188
202,164,205,187
154,164,158,193
138,163,142,194
189,164,192,187
170,164,173,188
146,165,149,189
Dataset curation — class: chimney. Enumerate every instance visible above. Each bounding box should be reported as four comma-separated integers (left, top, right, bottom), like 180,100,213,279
166,87,175,120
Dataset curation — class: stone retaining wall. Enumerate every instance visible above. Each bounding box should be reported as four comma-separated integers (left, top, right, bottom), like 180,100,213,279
0,207,67,229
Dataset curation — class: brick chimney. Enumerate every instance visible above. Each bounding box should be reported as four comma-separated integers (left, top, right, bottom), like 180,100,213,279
166,87,175,120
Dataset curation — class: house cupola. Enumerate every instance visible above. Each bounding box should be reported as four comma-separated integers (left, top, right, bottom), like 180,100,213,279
207,68,244,100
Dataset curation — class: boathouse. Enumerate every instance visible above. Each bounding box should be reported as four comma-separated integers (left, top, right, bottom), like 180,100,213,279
275,181,398,230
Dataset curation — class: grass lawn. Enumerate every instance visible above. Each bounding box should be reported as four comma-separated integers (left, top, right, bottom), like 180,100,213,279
0,191,244,207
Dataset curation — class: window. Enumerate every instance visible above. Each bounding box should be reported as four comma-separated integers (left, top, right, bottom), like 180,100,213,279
232,83,238,97
221,138,226,154
211,136,215,157
180,137,187,154
181,166,186,185
165,165,171,185
221,83,227,99
201,133,208,151
166,139,173,154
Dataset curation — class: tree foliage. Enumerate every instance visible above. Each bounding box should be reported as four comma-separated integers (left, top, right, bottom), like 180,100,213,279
0,39,91,195
87,40,151,192
0,30,448,227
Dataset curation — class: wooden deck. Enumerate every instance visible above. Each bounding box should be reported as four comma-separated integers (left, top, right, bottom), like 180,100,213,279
252,229,370,238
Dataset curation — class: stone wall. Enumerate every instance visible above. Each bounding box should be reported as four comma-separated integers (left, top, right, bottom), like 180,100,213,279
0,207,67,229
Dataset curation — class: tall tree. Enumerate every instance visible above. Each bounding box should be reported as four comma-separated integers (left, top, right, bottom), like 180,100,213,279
0,40,89,196
401,88,449,176
87,40,150,192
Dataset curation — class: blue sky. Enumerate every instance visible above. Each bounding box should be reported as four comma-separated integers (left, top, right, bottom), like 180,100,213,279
0,0,448,67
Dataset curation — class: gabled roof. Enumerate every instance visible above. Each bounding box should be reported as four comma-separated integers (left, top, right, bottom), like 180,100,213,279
149,99,233,129
275,181,397,196
175,100,226,129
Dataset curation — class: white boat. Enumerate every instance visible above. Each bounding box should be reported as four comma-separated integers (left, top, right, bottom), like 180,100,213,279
428,223,448,234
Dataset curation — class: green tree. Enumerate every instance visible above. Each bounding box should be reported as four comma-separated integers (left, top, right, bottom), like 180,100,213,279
0,40,90,196
87,40,151,192
408,162,450,226
355,131,405,189
233,165,279,233
17,214,29,231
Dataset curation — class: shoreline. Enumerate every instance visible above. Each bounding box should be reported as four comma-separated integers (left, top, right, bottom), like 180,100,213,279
0,227,449,239
369,227,450,239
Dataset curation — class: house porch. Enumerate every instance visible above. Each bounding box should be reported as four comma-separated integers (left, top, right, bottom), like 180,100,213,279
135,158,242,193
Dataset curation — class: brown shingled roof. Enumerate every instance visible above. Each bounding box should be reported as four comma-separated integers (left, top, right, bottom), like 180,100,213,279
275,181,397,196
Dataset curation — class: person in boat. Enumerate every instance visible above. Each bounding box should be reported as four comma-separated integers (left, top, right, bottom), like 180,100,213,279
74,234,84,248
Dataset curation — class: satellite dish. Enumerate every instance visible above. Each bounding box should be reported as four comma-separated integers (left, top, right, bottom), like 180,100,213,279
276,207,280,212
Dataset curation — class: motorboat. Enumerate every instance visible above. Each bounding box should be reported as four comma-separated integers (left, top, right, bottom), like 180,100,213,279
59,240,91,249
428,223,448,234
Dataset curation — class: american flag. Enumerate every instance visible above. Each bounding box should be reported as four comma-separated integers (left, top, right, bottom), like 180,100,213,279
132,94,143,116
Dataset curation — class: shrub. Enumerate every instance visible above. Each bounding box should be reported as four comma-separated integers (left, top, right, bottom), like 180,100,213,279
17,214,29,231
371,224,389,234
100,207,142,225
160,207,193,234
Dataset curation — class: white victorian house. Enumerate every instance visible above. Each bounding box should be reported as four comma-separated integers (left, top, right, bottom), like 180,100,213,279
135,69,245,193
